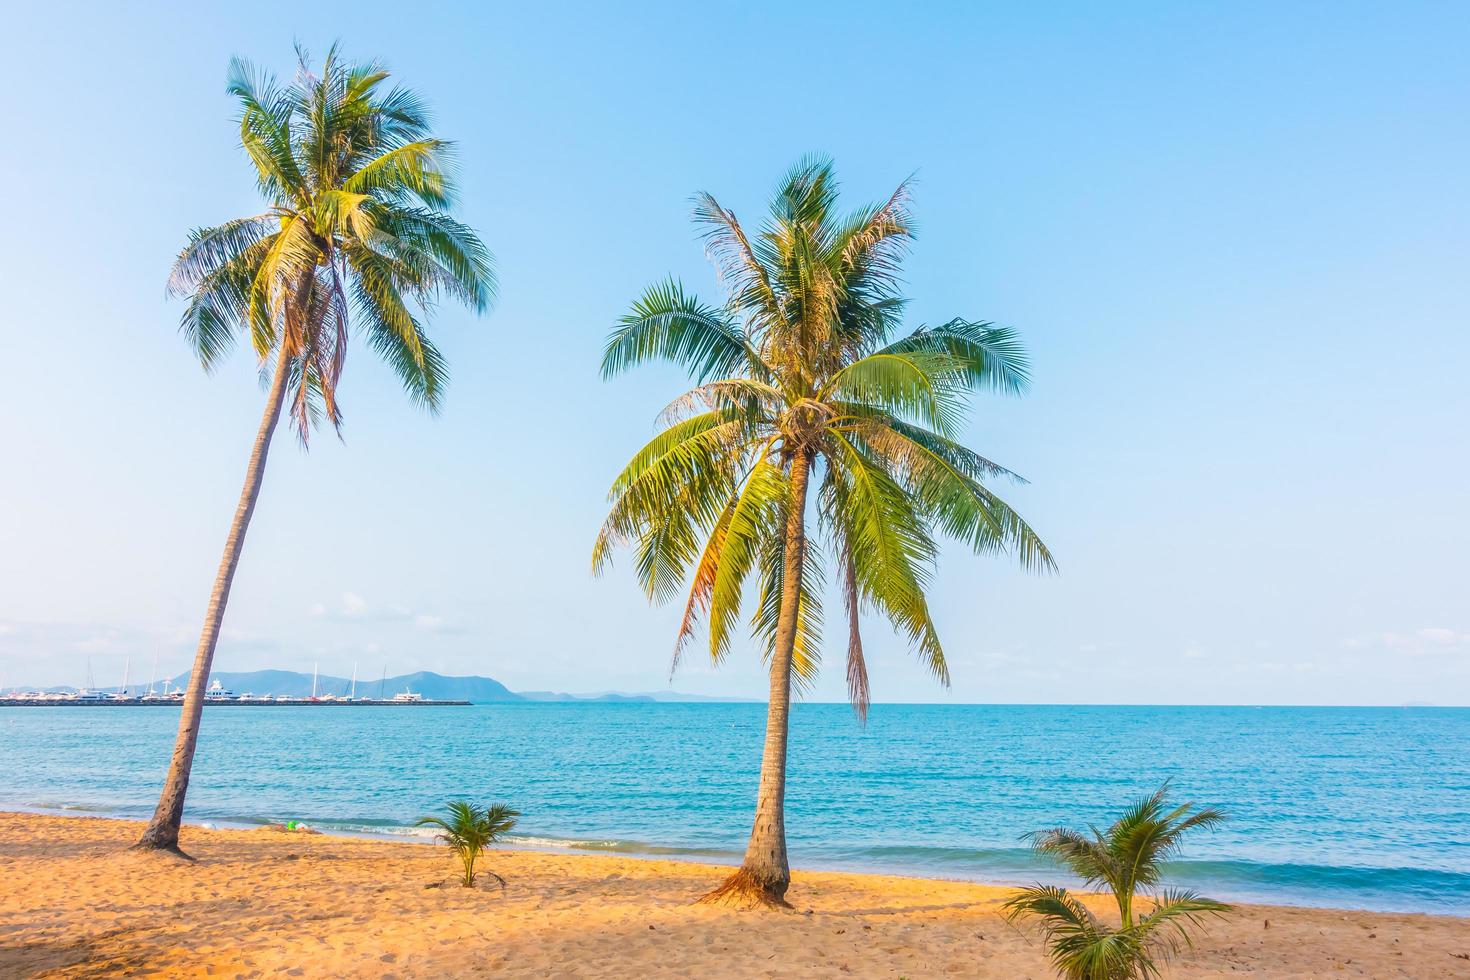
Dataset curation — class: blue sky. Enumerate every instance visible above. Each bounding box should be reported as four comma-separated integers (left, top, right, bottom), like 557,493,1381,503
1,2,1466,703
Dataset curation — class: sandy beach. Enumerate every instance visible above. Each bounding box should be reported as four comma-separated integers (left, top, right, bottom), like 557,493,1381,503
0,813,1465,978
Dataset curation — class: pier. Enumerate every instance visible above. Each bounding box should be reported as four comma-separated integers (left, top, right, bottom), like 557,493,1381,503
0,697,470,707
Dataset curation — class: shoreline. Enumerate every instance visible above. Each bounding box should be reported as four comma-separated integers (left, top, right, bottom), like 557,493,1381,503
6,804,1467,920
2,812,1467,978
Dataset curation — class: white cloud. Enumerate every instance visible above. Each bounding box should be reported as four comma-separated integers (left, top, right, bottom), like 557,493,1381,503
1344,627,1470,656
309,593,453,633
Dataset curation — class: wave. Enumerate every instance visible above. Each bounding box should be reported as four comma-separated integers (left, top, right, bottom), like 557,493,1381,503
267,820,1470,913
308,821,744,860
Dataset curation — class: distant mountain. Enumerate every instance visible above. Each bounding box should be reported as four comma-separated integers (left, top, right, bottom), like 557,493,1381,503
163,669,521,702
25,669,747,703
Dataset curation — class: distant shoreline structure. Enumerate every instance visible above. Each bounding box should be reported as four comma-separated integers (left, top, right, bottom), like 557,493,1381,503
0,674,467,707
0,697,469,707
0,667,753,705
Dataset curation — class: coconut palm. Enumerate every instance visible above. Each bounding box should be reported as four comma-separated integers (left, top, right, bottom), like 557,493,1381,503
135,46,494,853
1002,782,1232,979
594,157,1053,906
416,801,520,887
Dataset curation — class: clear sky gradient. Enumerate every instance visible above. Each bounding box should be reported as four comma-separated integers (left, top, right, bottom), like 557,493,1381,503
2,2,1466,704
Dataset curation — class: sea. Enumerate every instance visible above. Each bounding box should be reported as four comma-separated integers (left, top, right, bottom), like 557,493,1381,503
2,703,1466,915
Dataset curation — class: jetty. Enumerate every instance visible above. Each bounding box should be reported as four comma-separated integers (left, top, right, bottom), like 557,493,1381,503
0,696,470,707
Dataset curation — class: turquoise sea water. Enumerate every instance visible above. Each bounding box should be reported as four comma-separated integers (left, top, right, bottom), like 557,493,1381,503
2,703,1467,915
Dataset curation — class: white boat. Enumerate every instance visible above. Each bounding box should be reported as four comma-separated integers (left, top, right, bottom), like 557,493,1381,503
204,679,236,700
108,656,132,699
391,688,424,702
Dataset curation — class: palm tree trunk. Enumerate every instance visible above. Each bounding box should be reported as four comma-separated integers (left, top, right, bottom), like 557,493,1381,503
133,346,293,854
700,450,812,908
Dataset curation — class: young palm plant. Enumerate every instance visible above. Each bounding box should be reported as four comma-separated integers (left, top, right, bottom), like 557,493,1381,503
135,46,494,854
594,157,1054,907
1003,783,1232,979
416,801,520,888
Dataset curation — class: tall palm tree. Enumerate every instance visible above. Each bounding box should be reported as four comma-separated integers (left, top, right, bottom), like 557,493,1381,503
594,158,1053,906
1002,782,1231,979
135,46,494,853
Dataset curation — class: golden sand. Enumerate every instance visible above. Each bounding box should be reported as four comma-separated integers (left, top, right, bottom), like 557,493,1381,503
1,812,1465,978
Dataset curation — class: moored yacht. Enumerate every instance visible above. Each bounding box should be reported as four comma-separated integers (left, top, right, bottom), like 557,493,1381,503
204,678,236,700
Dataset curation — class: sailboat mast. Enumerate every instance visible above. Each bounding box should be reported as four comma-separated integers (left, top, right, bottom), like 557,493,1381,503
350,661,358,700
121,656,130,696
312,662,319,699
379,665,387,700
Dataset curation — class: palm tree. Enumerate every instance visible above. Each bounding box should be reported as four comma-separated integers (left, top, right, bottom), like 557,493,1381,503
1002,782,1232,979
416,801,520,887
594,157,1053,907
134,46,495,853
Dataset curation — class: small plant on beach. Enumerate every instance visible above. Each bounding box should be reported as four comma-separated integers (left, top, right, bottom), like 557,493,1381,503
416,801,519,888
1003,783,1231,980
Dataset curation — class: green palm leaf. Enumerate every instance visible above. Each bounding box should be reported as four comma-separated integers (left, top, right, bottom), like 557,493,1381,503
602,279,762,382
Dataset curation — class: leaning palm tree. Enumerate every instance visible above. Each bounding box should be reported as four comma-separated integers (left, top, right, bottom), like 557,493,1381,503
594,157,1053,907
416,801,520,887
135,46,494,853
1002,783,1232,979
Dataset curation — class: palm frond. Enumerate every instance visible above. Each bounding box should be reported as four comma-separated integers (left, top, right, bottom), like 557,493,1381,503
168,215,281,297
878,319,1032,395
371,205,496,311
702,460,787,666
602,279,761,382
826,433,947,685
839,529,870,721
594,413,755,602
842,412,1056,574
825,350,969,436
752,524,825,689
342,139,453,208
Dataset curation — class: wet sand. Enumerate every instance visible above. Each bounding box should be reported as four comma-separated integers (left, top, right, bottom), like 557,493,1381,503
1,812,1465,978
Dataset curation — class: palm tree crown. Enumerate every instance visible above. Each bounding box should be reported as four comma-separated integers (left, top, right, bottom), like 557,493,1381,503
595,157,1053,717
169,43,494,439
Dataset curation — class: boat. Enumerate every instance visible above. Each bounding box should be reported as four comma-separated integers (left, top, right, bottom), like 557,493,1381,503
204,678,236,700
391,688,424,703
107,657,133,700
